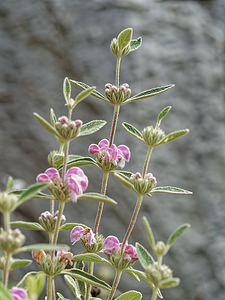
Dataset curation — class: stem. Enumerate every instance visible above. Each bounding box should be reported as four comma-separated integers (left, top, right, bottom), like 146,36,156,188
47,276,53,300
61,141,70,180
151,287,158,300
3,252,11,287
85,261,94,300
142,146,153,177
107,269,122,300
50,200,54,215
4,211,10,233
93,172,109,234
115,57,121,88
52,201,65,245
121,195,143,253
157,255,162,267
109,105,120,147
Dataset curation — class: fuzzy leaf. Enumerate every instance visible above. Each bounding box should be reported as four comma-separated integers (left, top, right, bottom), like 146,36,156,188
64,275,81,300
152,186,192,195
130,37,142,52
73,86,96,108
57,292,70,300
135,242,154,269
77,193,117,205
117,28,133,52
17,271,43,287
0,283,13,300
17,243,69,253
10,259,32,270
80,120,107,136
63,77,71,104
73,253,110,265
159,129,189,144
12,189,50,199
113,172,135,192
62,268,111,290
167,224,190,247
64,157,98,169
127,269,154,289
11,221,44,231
16,183,49,207
122,122,144,141
157,106,171,126
124,268,140,282
50,108,57,126
70,80,109,102
115,291,142,300
33,113,59,137
143,217,155,250
90,298,102,300
159,277,180,288
125,85,175,103
60,223,87,231
7,176,13,192
74,261,86,296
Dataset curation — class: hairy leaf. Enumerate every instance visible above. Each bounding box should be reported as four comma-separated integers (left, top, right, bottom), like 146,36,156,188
159,277,180,288
77,193,117,205
17,243,69,253
11,221,44,231
159,129,189,144
64,275,81,300
12,190,50,199
63,157,98,169
157,106,171,126
63,77,71,104
113,172,135,192
115,290,142,300
130,37,142,52
33,113,59,137
124,268,140,282
57,292,70,300
73,253,110,265
143,217,155,250
167,224,190,247
50,108,57,126
60,223,87,231
135,242,154,269
16,183,49,207
152,186,192,195
80,120,107,136
117,28,133,52
73,86,96,108
122,122,144,141
17,271,43,287
10,259,32,270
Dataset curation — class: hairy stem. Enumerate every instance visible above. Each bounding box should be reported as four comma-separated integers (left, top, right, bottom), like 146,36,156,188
47,276,53,300
115,56,121,88
52,201,65,245
142,146,153,177
151,287,158,300
4,211,10,234
121,195,143,252
107,269,122,300
3,252,11,287
109,105,120,147
85,261,94,300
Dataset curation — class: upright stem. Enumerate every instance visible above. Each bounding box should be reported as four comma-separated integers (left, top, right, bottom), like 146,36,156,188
85,261,94,300
107,270,122,300
47,276,53,300
93,172,109,234
3,253,11,287
142,146,153,177
61,141,70,180
109,105,120,147
121,195,143,252
151,287,158,300
52,201,65,245
115,57,121,88
4,211,10,234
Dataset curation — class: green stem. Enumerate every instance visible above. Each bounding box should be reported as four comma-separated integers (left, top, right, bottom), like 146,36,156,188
3,252,11,287
61,141,70,180
121,195,143,252
115,57,121,88
142,146,153,177
107,269,122,300
47,276,53,300
52,201,65,246
109,105,120,147
4,211,10,234
157,255,162,267
93,172,109,234
151,287,158,300
85,261,94,300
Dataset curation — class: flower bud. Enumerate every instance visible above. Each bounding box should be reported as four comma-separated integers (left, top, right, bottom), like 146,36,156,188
39,254,68,276
0,229,25,253
155,241,166,256
81,233,105,253
39,210,66,233
54,116,83,141
0,192,18,213
104,83,131,105
142,126,165,147
146,262,172,285
110,38,119,56
48,151,64,168
130,172,157,195
121,44,131,56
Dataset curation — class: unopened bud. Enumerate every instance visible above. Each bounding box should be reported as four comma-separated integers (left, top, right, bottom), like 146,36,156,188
142,126,165,147
55,116,82,141
48,151,64,168
39,210,66,233
146,262,173,285
110,38,119,56
130,172,157,195
155,241,166,256
104,83,131,105
0,229,25,253
0,192,18,213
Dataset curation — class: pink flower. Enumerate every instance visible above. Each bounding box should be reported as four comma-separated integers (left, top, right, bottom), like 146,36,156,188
57,250,73,266
10,287,27,300
36,167,88,203
124,244,138,261
70,226,96,246
88,139,130,169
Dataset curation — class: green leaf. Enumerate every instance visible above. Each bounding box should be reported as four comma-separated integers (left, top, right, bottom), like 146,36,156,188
60,223,87,231
16,183,49,207
122,122,144,142
62,268,111,291
57,292,70,300
10,221,44,231
50,108,57,126
0,283,13,300
10,259,32,270
152,186,192,195
159,277,180,288
17,243,69,253
74,261,86,296
115,290,142,300
73,253,110,265
90,298,102,300
124,85,175,103
73,86,96,108
70,80,109,102
157,106,171,126
135,242,154,269
143,217,155,250
117,28,133,52
159,129,189,144
7,176,13,192
17,271,43,287
12,189,51,199
113,172,135,192
127,269,154,289
64,275,81,300
63,157,98,169
77,193,117,205
33,113,60,137
167,224,190,247
130,37,142,52
80,120,107,136
63,77,71,104
124,268,140,282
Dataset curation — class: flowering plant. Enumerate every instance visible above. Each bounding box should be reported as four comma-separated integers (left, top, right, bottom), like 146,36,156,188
0,28,192,300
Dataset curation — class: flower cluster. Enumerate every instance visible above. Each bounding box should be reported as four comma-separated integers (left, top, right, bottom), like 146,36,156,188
105,83,131,105
0,228,25,253
10,287,27,300
130,172,157,195
89,139,130,171
55,116,82,140
37,167,88,202
142,126,165,147
39,210,66,233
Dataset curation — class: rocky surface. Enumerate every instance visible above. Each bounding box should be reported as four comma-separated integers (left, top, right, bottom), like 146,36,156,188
0,0,224,299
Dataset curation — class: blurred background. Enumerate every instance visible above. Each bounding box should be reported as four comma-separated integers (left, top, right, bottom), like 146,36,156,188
0,0,224,299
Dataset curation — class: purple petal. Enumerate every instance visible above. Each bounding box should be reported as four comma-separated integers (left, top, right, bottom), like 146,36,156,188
66,175,83,195
86,230,96,245
88,144,100,154
118,145,130,162
69,190,78,203
103,235,120,255
66,167,85,177
45,168,60,181
98,139,109,149
36,173,50,183
70,226,84,244
10,287,28,299
109,144,118,163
